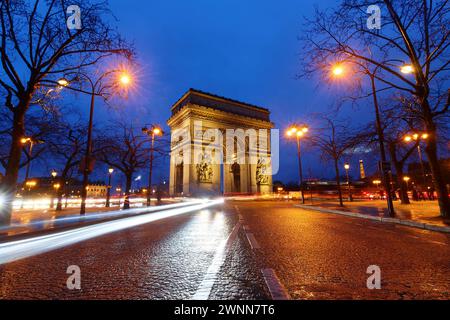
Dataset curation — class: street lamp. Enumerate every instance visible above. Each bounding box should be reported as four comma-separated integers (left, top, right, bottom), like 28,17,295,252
404,132,429,187
25,180,37,191
403,176,411,191
373,179,382,198
331,63,395,217
55,68,132,215
106,168,114,207
50,170,57,209
116,187,122,207
332,65,344,76
57,78,69,87
142,125,164,207
20,137,44,187
400,64,414,74
286,125,308,204
344,163,353,202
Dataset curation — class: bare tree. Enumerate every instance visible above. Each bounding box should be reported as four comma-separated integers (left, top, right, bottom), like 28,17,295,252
0,0,132,225
300,0,450,216
0,105,55,173
46,114,86,211
96,122,149,210
309,115,358,206
356,106,419,204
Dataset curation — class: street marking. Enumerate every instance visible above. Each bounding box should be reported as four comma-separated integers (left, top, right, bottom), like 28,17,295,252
191,222,241,300
261,268,290,300
245,232,261,250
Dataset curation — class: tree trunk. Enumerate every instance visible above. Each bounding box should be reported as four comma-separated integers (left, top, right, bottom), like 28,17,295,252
394,163,410,205
123,174,132,210
421,99,450,217
56,181,65,211
334,159,343,207
424,131,449,217
0,109,26,226
388,143,410,205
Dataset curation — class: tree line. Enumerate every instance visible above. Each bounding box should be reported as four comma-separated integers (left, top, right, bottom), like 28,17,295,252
298,0,449,217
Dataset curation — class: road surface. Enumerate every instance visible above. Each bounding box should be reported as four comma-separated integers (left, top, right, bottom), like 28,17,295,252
0,200,448,299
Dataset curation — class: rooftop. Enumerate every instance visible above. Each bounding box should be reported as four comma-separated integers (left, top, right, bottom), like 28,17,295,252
170,88,271,122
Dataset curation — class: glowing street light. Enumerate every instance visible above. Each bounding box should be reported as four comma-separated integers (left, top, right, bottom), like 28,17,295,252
142,125,164,207
50,170,57,209
400,64,414,74
403,176,411,191
106,168,114,208
20,137,43,188
331,62,395,217
344,163,353,202
404,132,429,187
57,78,69,87
56,69,134,215
25,180,37,190
286,124,309,204
332,65,344,76
119,73,131,85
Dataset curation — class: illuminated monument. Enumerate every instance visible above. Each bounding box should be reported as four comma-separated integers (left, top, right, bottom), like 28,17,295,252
167,89,274,196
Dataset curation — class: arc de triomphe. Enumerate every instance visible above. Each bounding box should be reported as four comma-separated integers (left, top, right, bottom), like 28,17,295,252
167,89,273,196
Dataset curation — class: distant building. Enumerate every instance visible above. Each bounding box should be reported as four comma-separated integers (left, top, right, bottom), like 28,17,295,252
86,184,108,198
19,177,107,198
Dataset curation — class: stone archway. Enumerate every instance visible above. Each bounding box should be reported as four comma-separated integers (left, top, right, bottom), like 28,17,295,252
167,89,273,196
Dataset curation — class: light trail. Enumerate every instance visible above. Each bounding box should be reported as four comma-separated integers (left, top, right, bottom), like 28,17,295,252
0,198,224,265
0,200,205,232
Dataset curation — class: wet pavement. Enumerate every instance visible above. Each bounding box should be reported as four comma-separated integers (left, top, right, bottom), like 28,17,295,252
0,200,448,300
237,201,450,299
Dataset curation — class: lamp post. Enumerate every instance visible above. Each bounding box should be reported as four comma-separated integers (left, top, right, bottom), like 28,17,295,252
53,183,61,207
403,176,411,192
20,137,44,190
404,133,428,187
50,170,57,209
331,63,395,217
344,163,353,202
116,187,122,208
21,137,35,184
142,126,163,207
106,168,114,207
286,125,308,204
54,69,132,215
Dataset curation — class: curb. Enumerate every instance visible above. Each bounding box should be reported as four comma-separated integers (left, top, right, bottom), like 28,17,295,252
294,204,450,234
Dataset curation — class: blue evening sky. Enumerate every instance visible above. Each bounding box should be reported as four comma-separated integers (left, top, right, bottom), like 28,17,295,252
55,0,377,184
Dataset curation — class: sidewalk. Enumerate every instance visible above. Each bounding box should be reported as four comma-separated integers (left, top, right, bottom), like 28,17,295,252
295,199,450,233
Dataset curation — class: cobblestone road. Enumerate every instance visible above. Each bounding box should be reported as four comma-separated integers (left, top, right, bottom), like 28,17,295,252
237,201,450,299
0,200,448,300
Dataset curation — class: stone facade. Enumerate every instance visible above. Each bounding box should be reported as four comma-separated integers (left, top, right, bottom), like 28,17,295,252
167,89,273,197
